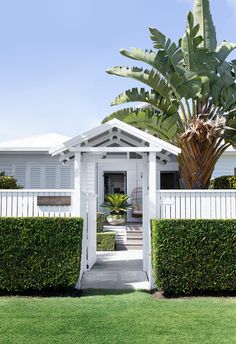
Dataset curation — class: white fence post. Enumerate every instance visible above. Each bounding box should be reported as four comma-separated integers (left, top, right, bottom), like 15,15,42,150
147,152,157,289
87,193,97,270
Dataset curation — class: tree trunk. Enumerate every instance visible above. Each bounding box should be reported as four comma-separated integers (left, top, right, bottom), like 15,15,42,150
177,117,229,189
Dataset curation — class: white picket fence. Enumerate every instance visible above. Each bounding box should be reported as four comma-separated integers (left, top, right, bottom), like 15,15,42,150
158,190,236,219
1,189,236,220
0,190,75,217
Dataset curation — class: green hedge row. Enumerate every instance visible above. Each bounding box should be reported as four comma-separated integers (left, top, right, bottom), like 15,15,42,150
211,175,236,189
97,212,105,233
97,232,116,251
151,219,236,295
0,217,83,292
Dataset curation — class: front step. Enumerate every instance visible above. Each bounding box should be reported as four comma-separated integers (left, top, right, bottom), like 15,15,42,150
81,251,149,290
126,226,143,250
104,224,143,251
81,270,148,289
116,243,143,250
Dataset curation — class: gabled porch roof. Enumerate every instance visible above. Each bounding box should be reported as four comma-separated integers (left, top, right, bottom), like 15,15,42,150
50,119,180,157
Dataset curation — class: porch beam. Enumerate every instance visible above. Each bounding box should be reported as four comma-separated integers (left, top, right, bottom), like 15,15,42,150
73,152,82,216
83,133,111,147
70,147,162,153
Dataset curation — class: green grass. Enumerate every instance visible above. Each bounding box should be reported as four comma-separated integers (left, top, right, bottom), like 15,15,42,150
0,291,236,344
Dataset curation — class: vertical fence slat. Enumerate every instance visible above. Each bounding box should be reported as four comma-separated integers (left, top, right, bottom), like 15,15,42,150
159,190,236,220
231,193,236,218
0,190,74,218
2,193,7,217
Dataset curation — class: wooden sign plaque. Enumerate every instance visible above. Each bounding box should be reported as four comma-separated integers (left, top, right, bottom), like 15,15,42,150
37,196,71,206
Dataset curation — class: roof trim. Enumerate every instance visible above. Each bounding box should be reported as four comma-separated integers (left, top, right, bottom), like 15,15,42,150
50,119,181,156
0,147,50,152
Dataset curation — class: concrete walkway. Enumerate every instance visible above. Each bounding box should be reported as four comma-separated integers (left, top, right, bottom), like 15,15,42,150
81,250,149,290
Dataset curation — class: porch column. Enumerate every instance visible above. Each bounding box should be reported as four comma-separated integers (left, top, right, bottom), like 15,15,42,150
156,164,161,218
74,152,82,216
142,153,149,272
149,152,157,218
147,152,157,287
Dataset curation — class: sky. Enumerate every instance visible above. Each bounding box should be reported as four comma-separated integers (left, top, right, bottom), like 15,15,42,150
0,0,236,141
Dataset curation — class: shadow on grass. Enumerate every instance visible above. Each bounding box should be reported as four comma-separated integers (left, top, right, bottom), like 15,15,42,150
151,289,236,299
0,287,83,298
82,289,150,297
0,287,150,298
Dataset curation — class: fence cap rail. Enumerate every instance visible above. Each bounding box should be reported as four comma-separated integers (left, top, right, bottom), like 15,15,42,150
158,189,236,193
0,189,75,193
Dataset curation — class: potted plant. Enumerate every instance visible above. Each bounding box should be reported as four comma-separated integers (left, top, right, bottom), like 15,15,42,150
101,193,132,225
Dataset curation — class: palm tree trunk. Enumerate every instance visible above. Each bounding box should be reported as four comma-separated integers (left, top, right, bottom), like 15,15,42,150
177,117,230,189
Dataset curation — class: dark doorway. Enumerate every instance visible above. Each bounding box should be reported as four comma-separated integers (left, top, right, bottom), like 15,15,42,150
104,172,127,196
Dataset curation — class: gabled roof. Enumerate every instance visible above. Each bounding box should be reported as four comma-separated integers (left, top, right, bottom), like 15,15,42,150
0,133,71,152
50,119,181,156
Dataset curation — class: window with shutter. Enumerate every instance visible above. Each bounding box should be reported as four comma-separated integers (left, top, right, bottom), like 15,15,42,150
0,163,13,176
45,165,57,188
15,165,26,186
60,164,72,188
29,166,41,188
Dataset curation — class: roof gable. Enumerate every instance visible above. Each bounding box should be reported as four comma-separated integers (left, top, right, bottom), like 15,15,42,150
50,119,180,156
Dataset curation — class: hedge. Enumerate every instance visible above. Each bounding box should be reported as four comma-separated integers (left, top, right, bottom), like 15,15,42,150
211,175,236,189
151,219,236,295
0,217,83,292
0,171,22,189
97,212,105,232
97,232,116,251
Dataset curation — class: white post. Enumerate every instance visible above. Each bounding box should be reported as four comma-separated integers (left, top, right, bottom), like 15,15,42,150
142,153,149,272
147,152,157,288
74,152,81,216
156,166,161,218
74,152,84,289
149,152,157,218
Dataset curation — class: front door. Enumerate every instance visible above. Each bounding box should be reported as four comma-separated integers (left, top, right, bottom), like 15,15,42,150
104,172,127,196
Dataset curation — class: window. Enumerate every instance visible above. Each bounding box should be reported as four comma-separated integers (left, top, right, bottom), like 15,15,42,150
161,172,180,189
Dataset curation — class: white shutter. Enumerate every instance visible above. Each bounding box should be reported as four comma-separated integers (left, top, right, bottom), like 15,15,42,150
60,164,72,188
45,165,57,188
15,165,26,187
29,166,41,188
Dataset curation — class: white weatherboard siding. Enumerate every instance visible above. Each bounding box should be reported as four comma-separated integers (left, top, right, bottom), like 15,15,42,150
213,154,236,178
0,154,74,189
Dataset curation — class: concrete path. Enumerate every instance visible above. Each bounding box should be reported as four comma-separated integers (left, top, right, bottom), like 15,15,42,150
81,250,149,290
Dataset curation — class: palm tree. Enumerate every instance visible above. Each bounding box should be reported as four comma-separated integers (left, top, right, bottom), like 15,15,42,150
103,0,236,189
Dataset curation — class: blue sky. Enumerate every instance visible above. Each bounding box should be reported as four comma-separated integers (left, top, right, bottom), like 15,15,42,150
0,0,236,141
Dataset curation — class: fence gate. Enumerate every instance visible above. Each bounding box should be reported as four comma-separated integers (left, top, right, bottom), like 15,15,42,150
80,192,97,272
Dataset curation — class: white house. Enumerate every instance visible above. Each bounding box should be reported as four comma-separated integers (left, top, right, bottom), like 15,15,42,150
0,119,236,288
0,120,235,210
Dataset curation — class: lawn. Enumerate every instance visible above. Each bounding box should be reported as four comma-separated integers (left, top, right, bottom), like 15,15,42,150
0,291,236,344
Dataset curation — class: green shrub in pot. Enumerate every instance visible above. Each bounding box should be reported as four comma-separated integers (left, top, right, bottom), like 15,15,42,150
101,194,132,225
